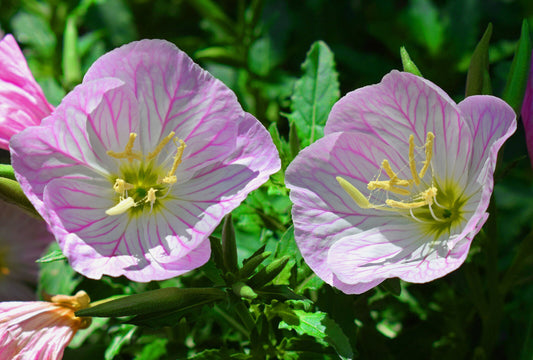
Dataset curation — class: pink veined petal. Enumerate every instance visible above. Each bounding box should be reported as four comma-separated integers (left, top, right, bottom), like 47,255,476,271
0,34,53,150
522,52,533,168
286,132,409,288
325,70,473,190
83,39,241,167
10,78,126,217
327,223,473,291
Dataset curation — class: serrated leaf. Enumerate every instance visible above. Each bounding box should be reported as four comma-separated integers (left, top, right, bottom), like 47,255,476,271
289,41,340,148
270,303,353,360
105,324,136,360
36,249,67,263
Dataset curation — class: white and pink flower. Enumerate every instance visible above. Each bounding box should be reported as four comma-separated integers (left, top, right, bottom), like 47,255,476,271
0,291,91,359
10,39,280,282
0,34,53,150
286,70,516,294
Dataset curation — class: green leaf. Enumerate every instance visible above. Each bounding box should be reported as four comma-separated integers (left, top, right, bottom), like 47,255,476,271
502,19,532,116
232,281,258,300
405,0,444,56
247,256,290,289
76,287,226,318
133,338,168,360
62,15,82,88
38,242,81,297
268,302,354,360
36,249,67,263
11,11,56,57
105,324,136,360
0,177,39,218
289,41,340,148
400,46,423,77
186,0,236,38
239,250,271,280
466,23,493,97
222,214,239,274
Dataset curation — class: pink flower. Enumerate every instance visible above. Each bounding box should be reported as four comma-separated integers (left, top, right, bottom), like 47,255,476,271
0,34,54,150
286,71,516,294
0,199,53,301
11,39,280,281
0,291,91,359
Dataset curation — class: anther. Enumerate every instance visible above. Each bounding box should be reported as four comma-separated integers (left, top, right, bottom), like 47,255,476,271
107,133,141,162
367,181,411,196
160,138,186,184
113,179,134,196
336,176,373,209
105,197,136,216
418,132,434,179
381,160,410,186
409,135,421,185
147,132,176,160
145,188,157,212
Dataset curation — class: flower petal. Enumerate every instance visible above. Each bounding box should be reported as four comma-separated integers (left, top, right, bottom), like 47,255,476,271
286,132,408,288
0,34,53,149
83,39,241,167
325,71,473,189
327,223,472,291
11,78,125,215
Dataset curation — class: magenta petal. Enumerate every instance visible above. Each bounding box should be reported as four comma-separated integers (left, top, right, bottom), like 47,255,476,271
0,34,53,149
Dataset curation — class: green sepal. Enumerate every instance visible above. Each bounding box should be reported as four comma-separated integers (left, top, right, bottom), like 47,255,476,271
400,46,423,77
239,250,271,280
222,214,239,274
466,23,493,97
247,256,290,289
0,164,16,181
502,19,532,116
62,15,82,88
288,120,300,159
209,235,226,275
232,281,258,300
0,177,39,218
75,287,226,318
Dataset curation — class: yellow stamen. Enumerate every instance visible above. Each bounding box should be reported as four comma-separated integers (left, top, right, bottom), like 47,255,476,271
409,135,421,185
112,178,134,195
336,176,373,209
107,133,141,162
418,132,434,179
147,132,176,160
385,186,438,210
160,138,186,184
381,160,411,186
367,180,411,196
105,197,136,216
145,188,157,212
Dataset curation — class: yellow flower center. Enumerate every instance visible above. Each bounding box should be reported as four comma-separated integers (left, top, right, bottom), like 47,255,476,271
105,132,186,216
337,132,466,235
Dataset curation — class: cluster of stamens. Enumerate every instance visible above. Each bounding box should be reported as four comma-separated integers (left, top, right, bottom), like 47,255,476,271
337,132,450,223
105,132,186,216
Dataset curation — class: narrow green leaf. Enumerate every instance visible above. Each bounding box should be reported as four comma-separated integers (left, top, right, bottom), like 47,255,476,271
62,15,82,87
222,214,239,273
0,177,39,217
247,256,290,289
289,41,340,148
36,249,67,263
400,46,423,77
239,251,271,279
502,19,532,116
76,287,226,318
194,46,245,67
289,120,301,159
209,235,226,274
186,0,236,37
466,23,493,97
